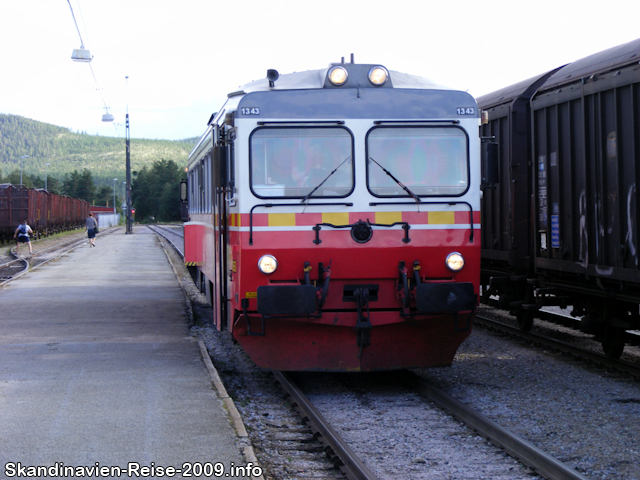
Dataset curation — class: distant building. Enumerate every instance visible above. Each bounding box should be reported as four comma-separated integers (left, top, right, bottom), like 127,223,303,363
90,206,120,228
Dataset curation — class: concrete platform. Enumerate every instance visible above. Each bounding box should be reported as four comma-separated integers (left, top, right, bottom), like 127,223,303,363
0,228,251,479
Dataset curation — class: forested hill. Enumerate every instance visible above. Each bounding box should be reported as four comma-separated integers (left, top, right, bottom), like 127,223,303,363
0,114,197,187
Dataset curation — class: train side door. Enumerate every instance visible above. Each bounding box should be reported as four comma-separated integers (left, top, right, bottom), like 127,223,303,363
212,127,231,331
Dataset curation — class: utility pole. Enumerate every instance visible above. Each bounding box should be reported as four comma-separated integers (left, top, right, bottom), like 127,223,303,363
125,76,132,234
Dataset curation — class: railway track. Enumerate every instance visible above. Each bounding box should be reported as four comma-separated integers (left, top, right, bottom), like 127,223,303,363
475,313,640,379
284,370,590,480
273,371,378,480
483,298,640,348
0,256,29,282
398,371,588,480
146,224,184,255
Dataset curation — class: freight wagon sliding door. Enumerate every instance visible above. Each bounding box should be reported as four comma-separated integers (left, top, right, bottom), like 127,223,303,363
481,108,512,264
481,98,533,273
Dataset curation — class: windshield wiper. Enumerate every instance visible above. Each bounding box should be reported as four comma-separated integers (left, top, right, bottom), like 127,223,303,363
300,156,351,204
369,156,421,206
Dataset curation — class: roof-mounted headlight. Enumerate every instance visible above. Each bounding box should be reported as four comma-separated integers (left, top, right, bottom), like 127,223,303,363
328,66,348,86
445,252,465,272
258,255,278,274
368,66,388,86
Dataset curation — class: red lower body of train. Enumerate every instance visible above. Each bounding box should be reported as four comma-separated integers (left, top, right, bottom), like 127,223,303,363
185,209,480,372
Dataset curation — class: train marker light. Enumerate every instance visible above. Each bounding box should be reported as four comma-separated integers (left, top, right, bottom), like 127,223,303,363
258,255,278,274
445,252,465,272
368,66,389,86
328,66,348,86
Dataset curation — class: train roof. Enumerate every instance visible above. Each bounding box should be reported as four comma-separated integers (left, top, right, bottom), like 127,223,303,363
232,63,450,95
477,37,640,109
539,37,640,92
476,69,560,109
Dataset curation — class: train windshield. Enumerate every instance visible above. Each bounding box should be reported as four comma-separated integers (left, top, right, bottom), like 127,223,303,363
367,126,469,197
250,127,353,199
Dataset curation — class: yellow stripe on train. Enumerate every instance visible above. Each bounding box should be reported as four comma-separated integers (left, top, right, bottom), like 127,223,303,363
375,211,402,224
235,211,464,228
268,213,296,226
428,211,455,224
322,212,349,225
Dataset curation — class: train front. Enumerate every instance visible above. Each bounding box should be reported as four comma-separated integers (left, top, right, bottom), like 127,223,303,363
229,64,482,371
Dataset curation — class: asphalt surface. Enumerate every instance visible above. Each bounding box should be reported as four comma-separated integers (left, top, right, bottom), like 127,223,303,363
0,228,249,479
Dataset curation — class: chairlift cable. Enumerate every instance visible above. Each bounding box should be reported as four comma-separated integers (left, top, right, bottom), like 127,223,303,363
68,0,117,129
66,0,86,48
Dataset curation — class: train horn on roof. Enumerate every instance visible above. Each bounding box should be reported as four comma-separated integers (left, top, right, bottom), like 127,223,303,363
267,69,279,87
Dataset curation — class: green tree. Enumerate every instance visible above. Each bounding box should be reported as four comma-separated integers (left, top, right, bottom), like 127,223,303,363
95,185,119,208
6,169,34,188
62,170,82,197
77,169,96,202
132,159,182,221
45,177,62,195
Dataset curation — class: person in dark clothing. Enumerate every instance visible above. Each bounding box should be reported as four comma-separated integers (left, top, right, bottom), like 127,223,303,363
86,213,98,247
14,220,33,255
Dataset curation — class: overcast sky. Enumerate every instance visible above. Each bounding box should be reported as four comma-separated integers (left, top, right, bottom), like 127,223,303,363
1,1,638,141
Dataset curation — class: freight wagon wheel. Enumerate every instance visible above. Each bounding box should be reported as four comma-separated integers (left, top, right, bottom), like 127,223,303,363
516,309,534,331
601,326,625,359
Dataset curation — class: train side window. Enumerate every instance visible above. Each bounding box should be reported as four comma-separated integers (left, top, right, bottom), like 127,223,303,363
188,169,195,213
249,127,354,199
205,154,212,213
366,126,469,197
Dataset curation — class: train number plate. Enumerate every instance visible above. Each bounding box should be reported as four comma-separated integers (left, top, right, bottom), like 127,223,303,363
241,107,261,115
457,107,475,115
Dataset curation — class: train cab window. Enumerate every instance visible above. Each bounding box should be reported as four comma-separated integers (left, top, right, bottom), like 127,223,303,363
366,127,469,197
250,127,354,199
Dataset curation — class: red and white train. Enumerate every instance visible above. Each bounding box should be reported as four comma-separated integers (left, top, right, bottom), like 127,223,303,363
183,59,491,371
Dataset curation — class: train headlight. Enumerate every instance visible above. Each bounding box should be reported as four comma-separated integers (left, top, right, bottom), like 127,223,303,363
368,66,389,86
328,66,348,86
445,252,464,272
258,255,278,274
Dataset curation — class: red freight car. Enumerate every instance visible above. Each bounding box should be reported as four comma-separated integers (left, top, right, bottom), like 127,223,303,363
0,184,90,242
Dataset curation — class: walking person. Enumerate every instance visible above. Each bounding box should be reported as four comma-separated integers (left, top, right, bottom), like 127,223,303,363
13,219,33,255
86,213,98,247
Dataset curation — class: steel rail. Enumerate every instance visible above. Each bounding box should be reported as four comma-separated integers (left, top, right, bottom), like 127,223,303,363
272,371,379,480
1,236,82,270
0,258,29,285
0,256,29,271
475,315,640,379
481,301,639,346
401,371,590,480
147,225,184,257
